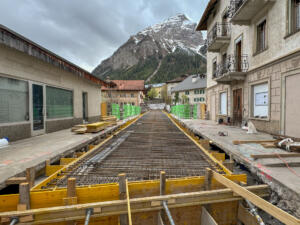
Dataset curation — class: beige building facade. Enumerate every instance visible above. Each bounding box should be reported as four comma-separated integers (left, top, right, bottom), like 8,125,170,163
101,80,145,106
171,74,207,104
0,25,107,141
197,0,300,137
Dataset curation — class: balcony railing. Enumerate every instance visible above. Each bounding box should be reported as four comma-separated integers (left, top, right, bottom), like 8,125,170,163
206,23,231,51
229,0,246,17
229,0,276,24
213,54,249,81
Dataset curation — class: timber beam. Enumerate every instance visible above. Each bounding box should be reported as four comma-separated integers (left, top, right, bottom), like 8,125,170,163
0,185,268,225
211,169,300,225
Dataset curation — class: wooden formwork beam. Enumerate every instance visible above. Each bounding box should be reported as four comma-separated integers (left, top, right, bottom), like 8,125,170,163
125,179,132,225
0,185,268,224
211,169,300,225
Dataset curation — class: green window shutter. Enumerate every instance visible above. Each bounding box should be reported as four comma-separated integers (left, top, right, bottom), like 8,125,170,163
46,86,73,119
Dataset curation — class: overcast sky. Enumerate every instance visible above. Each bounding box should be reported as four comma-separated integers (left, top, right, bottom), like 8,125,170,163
0,0,209,72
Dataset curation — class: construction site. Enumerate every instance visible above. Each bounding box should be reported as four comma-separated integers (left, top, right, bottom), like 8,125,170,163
0,109,299,225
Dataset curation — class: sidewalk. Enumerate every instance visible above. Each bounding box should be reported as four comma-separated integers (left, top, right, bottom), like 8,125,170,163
173,116,300,217
0,118,132,189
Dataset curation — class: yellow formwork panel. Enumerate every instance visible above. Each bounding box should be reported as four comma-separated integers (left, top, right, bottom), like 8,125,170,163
211,152,226,162
60,158,76,165
0,174,246,213
45,165,64,176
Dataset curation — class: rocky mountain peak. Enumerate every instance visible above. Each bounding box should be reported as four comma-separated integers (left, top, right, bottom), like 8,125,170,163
92,14,205,82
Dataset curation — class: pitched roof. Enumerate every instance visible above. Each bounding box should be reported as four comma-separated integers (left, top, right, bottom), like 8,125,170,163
0,24,109,87
101,80,145,91
166,74,189,84
172,74,207,92
196,0,218,31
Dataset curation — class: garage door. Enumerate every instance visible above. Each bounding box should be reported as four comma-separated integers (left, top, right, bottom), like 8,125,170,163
285,74,300,138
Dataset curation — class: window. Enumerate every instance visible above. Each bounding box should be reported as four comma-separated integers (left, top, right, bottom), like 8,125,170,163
212,59,217,78
0,77,29,123
194,90,199,94
185,91,189,95
252,83,269,118
46,86,73,119
220,92,227,115
289,0,300,34
194,98,197,102
131,93,135,98
200,97,205,102
256,20,266,52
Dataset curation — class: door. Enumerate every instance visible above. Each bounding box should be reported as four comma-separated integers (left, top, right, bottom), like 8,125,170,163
285,74,300,138
82,92,88,121
233,88,243,125
31,83,45,135
210,94,216,121
236,40,242,72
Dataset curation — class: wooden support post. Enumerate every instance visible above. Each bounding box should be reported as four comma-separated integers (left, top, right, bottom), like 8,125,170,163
19,183,30,210
66,178,77,225
67,178,76,199
125,179,132,225
223,160,234,172
204,168,212,191
118,173,128,225
18,182,34,222
201,207,218,225
26,167,35,189
211,169,299,225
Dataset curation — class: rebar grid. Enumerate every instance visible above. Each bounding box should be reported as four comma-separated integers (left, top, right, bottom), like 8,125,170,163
50,111,217,188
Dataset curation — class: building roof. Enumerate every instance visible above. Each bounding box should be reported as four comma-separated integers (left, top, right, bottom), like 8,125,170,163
196,0,218,31
101,80,145,91
172,74,207,92
166,74,189,84
0,24,109,87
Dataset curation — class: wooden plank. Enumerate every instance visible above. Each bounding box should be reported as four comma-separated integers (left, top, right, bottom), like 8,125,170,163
19,183,30,209
204,168,212,191
237,203,259,225
60,158,76,165
251,153,300,159
159,171,166,225
6,177,27,185
26,167,35,189
201,206,218,225
119,173,128,225
0,185,269,224
211,170,300,225
74,127,87,134
66,178,77,225
223,160,234,172
233,140,276,145
125,179,132,225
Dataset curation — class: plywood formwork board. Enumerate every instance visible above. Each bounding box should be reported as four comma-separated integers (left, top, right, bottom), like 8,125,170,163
60,158,76,165
0,185,268,225
0,174,253,213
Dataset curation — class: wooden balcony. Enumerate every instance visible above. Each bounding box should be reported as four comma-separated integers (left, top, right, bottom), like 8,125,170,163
206,23,231,52
230,0,276,25
213,55,249,83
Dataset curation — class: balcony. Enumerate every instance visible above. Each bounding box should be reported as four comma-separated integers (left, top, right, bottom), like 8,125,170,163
230,0,276,25
206,23,231,52
213,54,249,83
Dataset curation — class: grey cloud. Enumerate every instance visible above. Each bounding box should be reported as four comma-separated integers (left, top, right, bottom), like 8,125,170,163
0,0,209,71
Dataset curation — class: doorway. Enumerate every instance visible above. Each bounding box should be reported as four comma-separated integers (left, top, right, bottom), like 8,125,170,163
233,88,243,125
82,92,88,122
235,40,242,72
31,83,45,136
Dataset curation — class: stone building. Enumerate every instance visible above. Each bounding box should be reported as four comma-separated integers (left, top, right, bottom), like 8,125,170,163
101,80,145,106
171,74,207,104
197,0,300,137
0,25,108,141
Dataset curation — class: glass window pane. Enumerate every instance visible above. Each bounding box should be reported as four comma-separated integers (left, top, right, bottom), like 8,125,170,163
46,86,73,119
0,77,29,123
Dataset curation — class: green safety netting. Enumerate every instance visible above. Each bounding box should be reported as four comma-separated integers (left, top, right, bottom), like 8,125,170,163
170,104,191,119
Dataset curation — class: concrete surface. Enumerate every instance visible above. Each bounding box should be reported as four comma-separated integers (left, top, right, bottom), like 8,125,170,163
0,118,135,189
174,116,300,217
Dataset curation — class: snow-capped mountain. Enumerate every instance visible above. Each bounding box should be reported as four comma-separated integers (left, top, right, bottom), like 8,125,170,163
93,14,206,83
